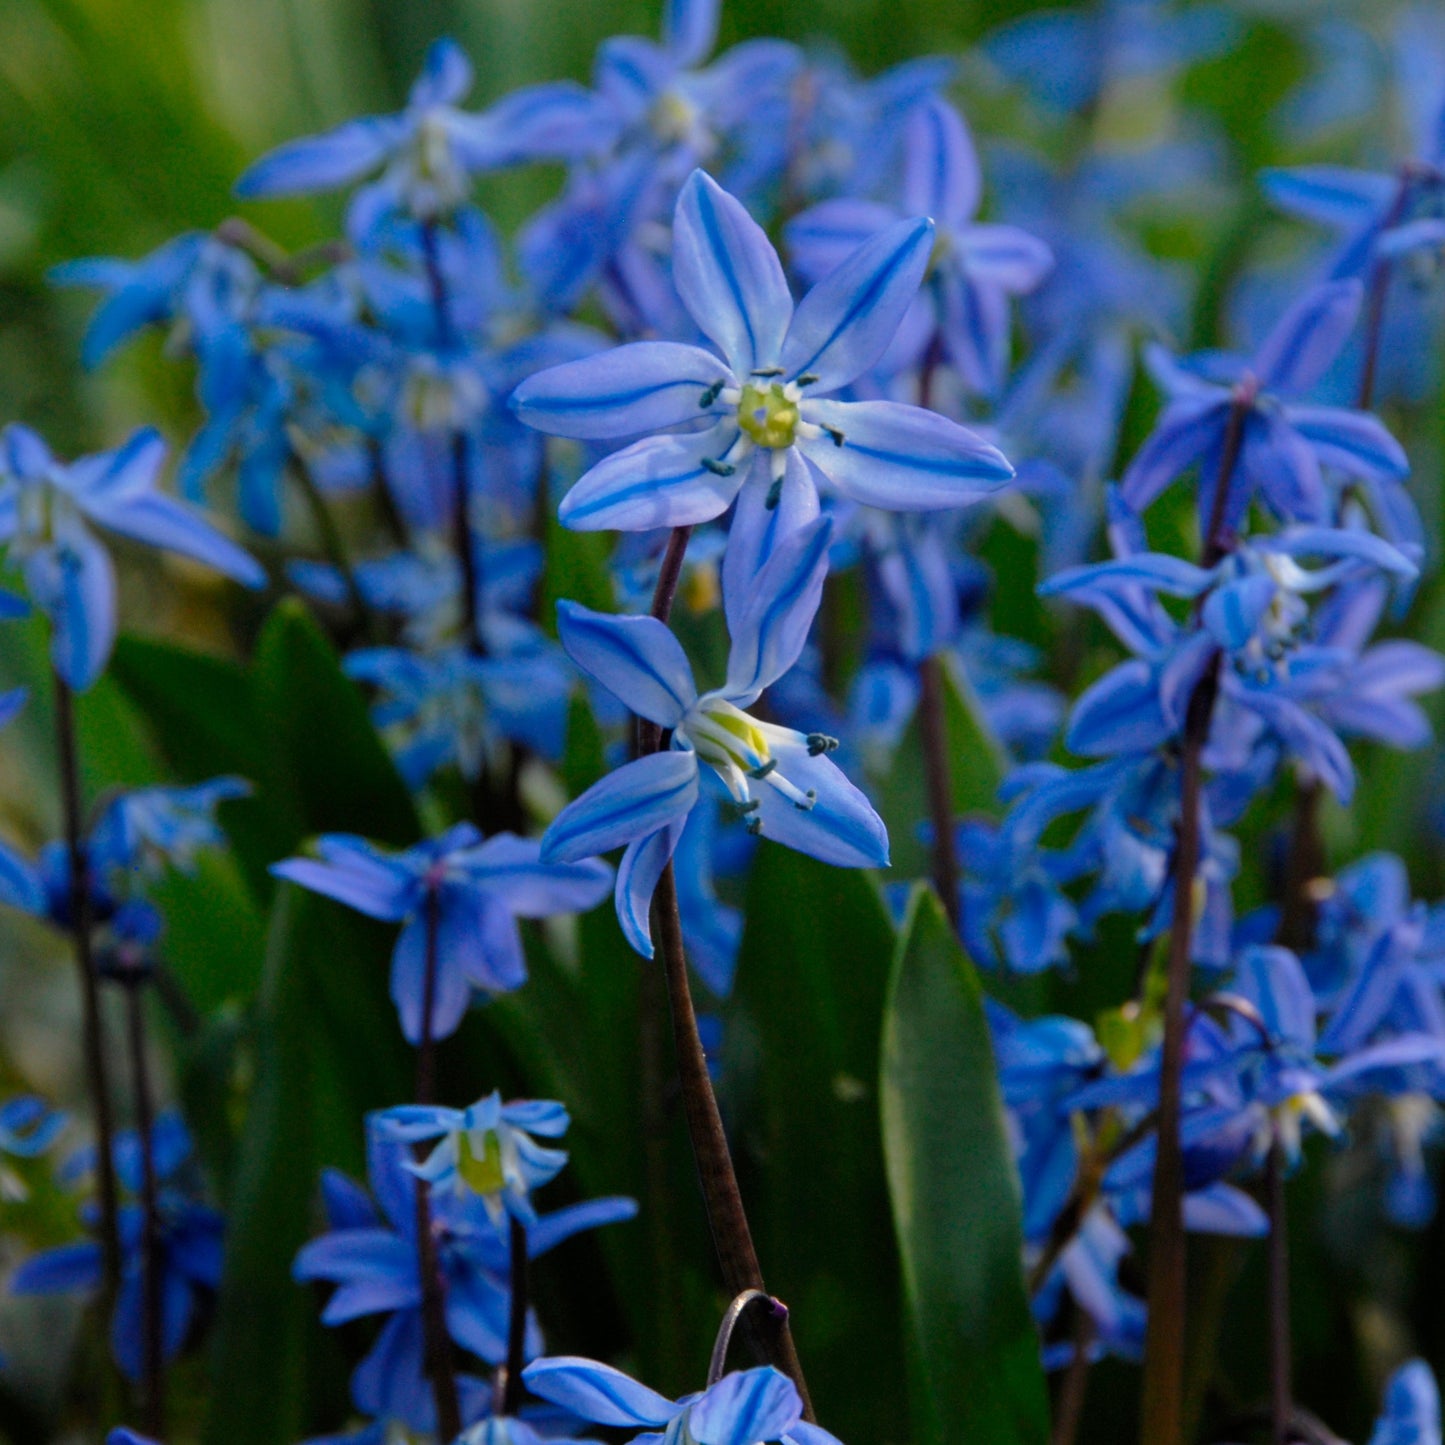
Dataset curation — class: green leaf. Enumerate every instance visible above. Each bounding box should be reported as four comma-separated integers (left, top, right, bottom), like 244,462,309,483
204,885,413,1445
729,848,905,1440
880,887,1049,1445
251,598,420,848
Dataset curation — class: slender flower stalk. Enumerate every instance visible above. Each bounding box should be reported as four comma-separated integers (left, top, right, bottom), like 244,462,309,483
915,342,962,930
500,1216,529,1415
637,526,813,1416
419,220,483,659
918,655,961,929
706,1289,786,1387
122,975,164,1437
1267,1130,1293,1445
652,864,814,1416
53,672,122,1299
412,889,463,1442
1052,1313,1096,1445
637,522,693,1389
1139,398,1247,1445
1357,171,1414,413
291,449,374,641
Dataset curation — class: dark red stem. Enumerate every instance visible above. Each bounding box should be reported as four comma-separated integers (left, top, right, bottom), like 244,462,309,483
53,672,123,1300
413,888,462,1442
124,980,164,1437
1138,398,1247,1445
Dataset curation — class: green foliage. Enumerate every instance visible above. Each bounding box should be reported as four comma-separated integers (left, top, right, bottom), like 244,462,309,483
729,848,904,1439
881,887,1049,1445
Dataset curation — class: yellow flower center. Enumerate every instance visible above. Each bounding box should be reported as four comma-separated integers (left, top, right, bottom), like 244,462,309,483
457,1129,506,1197
737,382,800,450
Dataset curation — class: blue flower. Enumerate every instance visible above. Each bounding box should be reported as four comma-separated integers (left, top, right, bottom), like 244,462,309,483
296,1118,636,1434
788,96,1052,395
12,1113,224,1382
272,824,612,1043
0,425,265,689
1041,490,1426,802
512,169,1010,605
87,777,250,881
523,1356,839,1445
345,632,573,790
540,519,887,957
236,39,605,231
374,1092,570,1225
1122,280,1408,530
1369,1359,1441,1445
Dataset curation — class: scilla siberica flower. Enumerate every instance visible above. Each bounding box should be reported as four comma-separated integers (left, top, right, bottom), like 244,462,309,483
511,169,1012,609
12,1114,223,1383
375,1092,569,1226
523,1356,843,1445
0,425,265,690
541,519,888,957
1122,279,1408,532
787,94,1053,395
297,1118,636,1434
1369,1358,1442,1445
272,825,612,1043
235,39,606,234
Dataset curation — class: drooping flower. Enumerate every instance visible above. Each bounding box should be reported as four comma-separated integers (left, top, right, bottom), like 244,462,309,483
12,1114,224,1383
523,1356,842,1445
1121,280,1408,532
541,519,887,957
375,1092,569,1225
296,1117,636,1434
0,425,265,689
272,824,611,1043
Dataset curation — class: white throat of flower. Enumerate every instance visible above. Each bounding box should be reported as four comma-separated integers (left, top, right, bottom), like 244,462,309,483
698,369,844,502
10,472,77,560
393,110,470,221
677,696,837,834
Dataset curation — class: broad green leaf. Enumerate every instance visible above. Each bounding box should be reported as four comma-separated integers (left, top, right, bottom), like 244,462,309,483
251,598,420,848
729,847,905,1441
880,887,1049,1445
204,885,413,1445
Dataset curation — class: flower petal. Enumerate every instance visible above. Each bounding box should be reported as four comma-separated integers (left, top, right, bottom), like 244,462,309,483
798,398,1013,510
751,736,889,867
510,342,732,440
462,832,613,916
903,96,980,226
522,1357,677,1428
235,117,405,198
673,170,792,376
541,750,699,863
691,1369,802,1445
721,449,820,635
780,218,934,392
724,515,833,705
1250,278,1362,395
558,424,746,532
1284,404,1409,481
616,819,686,958
556,600,697,727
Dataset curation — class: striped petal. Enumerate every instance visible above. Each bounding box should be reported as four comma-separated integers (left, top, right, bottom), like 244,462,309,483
541,750,699,863
557,600,697,727
510,341,732,440
558,424,746,532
